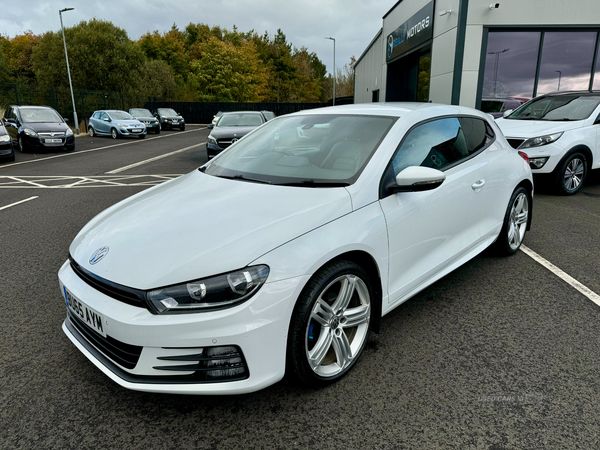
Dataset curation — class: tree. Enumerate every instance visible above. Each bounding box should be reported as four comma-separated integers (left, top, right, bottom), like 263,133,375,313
4,31,41,81
138,28,188,82
31,19,144,92
137,59,179,100
325,56,356,100
189,37,268,102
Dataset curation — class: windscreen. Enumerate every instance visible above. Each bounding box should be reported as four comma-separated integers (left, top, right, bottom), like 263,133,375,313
218,113,264,127
109,111,134,120
21,108,63,123
508,95,600,121
130,109,152,116
204,114,396,186
158,108,178,116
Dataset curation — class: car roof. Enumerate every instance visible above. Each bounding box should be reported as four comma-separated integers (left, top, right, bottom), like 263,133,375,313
542,90,600,97
289,102,491,120
12,105,55,110
221,111,264,115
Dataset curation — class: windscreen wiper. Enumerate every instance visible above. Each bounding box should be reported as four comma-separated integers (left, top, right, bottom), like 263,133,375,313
216,174,272,184
277,179,350,187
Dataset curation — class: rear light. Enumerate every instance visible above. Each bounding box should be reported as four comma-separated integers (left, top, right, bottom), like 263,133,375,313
518,151,529,164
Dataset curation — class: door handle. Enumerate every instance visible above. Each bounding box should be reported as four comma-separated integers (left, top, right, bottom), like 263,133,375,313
471,179,486,191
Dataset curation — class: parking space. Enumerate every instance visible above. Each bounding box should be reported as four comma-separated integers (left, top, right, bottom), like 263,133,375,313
1,129,600,449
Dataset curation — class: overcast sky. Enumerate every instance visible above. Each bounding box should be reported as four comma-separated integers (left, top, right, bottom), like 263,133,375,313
2,0,391,75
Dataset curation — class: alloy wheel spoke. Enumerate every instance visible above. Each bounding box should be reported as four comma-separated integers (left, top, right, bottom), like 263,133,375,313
332,276,357,314
331,331,353,368
516,212,528,225
308,329,333,369
311,299,335,326
342,304,370,328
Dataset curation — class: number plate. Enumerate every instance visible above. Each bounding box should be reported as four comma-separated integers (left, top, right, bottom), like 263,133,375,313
64,287,106,337
131,128,142,132
45,138,62,143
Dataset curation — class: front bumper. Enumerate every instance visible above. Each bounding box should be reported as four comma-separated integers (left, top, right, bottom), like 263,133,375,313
0,142,14,159
22,133,75,151
508,139,566,174
116,127,147,137
162,120,185,129
206,142,225,158
58,260,306,395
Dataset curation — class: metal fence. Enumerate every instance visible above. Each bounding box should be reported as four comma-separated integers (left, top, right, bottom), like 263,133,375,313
0,83,353,129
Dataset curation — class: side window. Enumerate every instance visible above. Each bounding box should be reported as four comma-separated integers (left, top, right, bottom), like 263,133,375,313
93,112,101,119
100,113,108,121
457,117,493,155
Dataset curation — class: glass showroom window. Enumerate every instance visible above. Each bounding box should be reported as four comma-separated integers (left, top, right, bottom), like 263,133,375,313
482,31,541,100
537,32,597,95
594,37,600,90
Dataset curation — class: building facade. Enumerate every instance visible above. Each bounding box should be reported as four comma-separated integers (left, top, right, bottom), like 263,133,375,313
354,0,600,109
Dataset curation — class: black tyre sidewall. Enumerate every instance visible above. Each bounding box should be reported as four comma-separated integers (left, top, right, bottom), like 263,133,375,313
18,135,27,153
555,152,587,195
494,186,530,256
287,260,374,386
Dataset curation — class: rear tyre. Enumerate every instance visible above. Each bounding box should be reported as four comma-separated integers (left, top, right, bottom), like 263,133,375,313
88,127,95,137
493,186,530,256
554,152,587,195
287,260,373,387
111,128,118,139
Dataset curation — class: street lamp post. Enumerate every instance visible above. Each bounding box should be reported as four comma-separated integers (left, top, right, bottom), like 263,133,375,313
325,37,335,106
59,7,79,134
488,48,509,98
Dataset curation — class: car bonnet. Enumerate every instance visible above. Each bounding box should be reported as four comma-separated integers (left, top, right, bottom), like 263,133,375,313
69,170,352,290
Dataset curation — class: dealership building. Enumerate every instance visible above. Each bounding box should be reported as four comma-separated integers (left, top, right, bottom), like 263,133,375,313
354,0,600,110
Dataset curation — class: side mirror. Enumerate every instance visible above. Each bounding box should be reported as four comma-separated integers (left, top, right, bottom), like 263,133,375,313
207,124,214,129
103,117,110,122
389,166,446,193
594,115,600,125
503,109,513,118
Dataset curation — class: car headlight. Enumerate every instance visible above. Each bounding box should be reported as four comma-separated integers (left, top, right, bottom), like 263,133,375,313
0,135,10,142
23,128,39,137
519,132,563,149
207,135,217,145
66,128,73,136
116,123,128,128
147,265,269,314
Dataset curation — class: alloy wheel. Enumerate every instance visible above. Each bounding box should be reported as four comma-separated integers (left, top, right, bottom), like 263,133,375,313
507,192,528,251
305,274,371,377
111,128,118,139
563,157,584,192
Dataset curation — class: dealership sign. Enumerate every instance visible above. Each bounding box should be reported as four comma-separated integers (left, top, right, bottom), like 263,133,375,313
386,2,434,62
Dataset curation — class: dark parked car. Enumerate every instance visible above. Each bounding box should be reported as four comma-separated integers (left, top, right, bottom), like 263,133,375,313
3,105,75,153
154,108,185,131
88,110,147,139
129,108,160,134
0,122,15,162
481,98,527,119
206,111,266,159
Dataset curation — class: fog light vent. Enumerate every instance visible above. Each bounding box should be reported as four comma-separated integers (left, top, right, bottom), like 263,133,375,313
154,345,249,382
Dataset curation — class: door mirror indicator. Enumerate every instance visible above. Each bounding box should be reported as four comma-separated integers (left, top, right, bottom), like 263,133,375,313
389,166,446,193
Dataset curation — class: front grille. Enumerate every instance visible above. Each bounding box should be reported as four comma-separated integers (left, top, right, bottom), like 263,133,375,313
217,140,232,149
507,138,525,149
39,132,65,137
69,256,147,309
68,310,142,369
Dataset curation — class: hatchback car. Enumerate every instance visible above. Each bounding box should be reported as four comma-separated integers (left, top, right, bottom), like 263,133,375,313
0,122,15,162
129,108,160,134
88,110,146,139
3,105,75,152
154,108,185,131
59,103,533,395
206,111,266,159
496,91,600,195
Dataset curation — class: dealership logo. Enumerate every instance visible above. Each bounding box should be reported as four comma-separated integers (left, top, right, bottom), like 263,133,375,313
89,246,109,265
231,138,238,143
387,35,394,59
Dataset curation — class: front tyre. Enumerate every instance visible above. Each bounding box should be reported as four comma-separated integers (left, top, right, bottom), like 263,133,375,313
180,124,185,131
287,260,373,387
555,152,587,195
494,186,530,256
111,128,118,139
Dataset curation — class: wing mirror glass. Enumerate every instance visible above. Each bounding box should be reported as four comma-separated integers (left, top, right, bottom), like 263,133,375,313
389,166,446,193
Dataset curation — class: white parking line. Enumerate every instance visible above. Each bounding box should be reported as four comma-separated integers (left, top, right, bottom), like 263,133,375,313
0,128,205,169
106,142,205,174
0,196,38,211
521,245,600,307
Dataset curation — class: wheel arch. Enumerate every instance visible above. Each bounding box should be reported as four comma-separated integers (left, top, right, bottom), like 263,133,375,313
557,145,593,172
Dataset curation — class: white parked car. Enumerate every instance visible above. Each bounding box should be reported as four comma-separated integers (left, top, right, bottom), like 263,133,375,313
59,103,533,395
496,91,600,195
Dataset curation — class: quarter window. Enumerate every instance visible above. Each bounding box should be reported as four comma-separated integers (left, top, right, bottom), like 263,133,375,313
391,117,492,176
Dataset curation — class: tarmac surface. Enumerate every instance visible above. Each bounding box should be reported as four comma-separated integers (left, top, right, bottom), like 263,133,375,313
1,125,600,449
